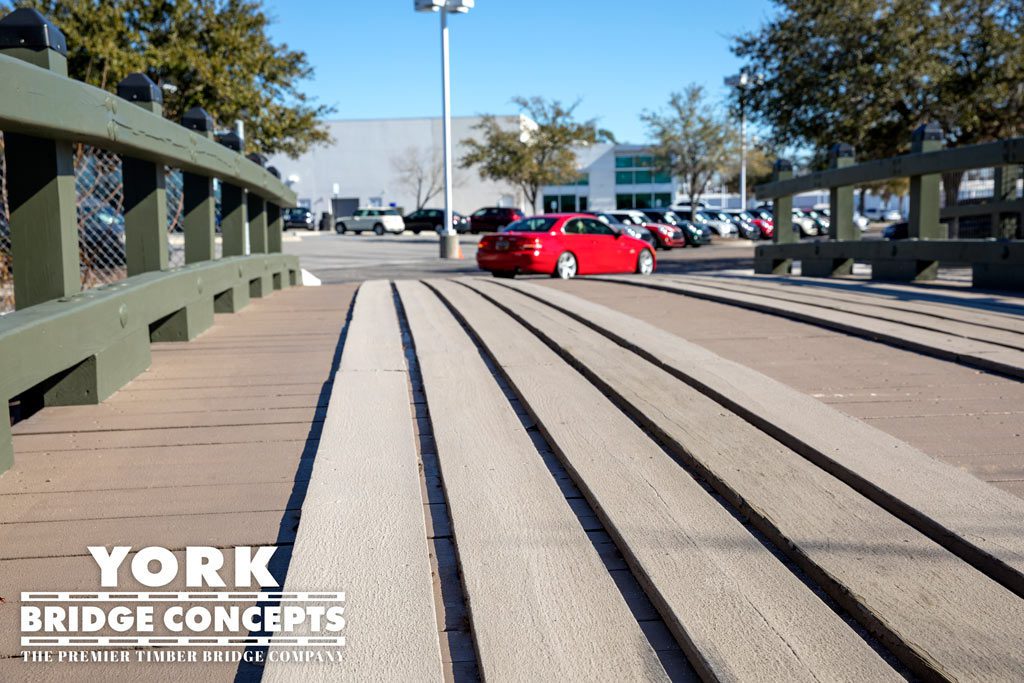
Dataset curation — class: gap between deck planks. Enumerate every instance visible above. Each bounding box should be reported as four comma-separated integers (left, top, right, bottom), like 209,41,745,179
464,277,1024,681
396,280,670,681
427,279,897,682
593,274,1024,379
664,273,1024,350
672,273,1024,334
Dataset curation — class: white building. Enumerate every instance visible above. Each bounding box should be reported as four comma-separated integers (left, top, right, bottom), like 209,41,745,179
267,116,531,217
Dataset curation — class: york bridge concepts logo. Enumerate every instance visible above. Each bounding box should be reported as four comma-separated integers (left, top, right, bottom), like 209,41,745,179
20,546,345,664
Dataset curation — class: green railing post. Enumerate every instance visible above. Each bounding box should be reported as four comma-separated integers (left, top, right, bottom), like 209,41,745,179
247,193,267,253
266,166,284,256
828,143,858,241
0,9,79,309
755,159,795,275
993,165,1021,239
117,73,169,276
181,107,217,264
217,131,246,257
908,123,946,240
803,143,857,278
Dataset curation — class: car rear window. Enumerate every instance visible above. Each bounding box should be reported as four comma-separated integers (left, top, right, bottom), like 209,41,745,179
505,217,557,233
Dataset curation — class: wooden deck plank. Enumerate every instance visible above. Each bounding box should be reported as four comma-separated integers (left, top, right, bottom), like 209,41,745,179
12,406,319,434
468,278,1024,681
395,280,668,681
263,280,443,683
597,275,1024,379
430,280,896,682
11,422,315,452
0,442,309,493
502,278,1024,593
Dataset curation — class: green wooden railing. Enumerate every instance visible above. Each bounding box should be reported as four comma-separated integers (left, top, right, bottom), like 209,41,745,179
755,123,1023,289
0,8,300,472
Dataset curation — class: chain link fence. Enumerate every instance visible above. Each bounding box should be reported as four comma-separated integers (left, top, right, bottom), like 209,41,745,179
0,134,189,313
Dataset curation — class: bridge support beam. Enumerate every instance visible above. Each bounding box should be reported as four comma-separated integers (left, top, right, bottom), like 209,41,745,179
215,283,250,313
149,299,215,342
32,327,152,407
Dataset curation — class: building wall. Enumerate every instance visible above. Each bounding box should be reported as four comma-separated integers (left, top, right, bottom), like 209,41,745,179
267,116,528,216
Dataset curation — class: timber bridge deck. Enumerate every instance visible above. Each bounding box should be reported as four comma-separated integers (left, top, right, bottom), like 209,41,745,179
3,273,1023,681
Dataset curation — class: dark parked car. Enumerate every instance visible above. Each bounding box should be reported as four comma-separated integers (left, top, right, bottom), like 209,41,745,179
79,200,126,266
469,207,525,233
404,208,470,234
882,222,909,240
282,207,314,231
590,212,657,248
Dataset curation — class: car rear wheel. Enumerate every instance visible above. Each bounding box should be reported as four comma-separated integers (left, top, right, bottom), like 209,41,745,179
553,252,578,280
636,249,654,275
373,223,385,236
335,222,347,234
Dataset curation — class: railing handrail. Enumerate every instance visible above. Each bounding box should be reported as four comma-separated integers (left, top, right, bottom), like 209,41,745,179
0,52,295,206
756,137,1024,199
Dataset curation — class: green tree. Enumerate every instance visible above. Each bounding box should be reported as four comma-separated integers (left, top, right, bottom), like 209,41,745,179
460,97,613,212
641,85,733,218
733,0,1024,208
7,0,331,156
723,139,777,201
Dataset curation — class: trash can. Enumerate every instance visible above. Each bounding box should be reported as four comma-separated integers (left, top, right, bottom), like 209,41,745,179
319,212,333,232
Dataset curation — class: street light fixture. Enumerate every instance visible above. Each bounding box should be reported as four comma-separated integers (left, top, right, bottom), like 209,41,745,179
725,68,763,211
416,0,474,259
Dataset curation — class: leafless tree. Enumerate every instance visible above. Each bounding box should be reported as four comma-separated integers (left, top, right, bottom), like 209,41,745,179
392,146,444,211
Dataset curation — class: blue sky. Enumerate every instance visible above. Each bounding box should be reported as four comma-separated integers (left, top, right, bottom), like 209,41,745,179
262,0,775,144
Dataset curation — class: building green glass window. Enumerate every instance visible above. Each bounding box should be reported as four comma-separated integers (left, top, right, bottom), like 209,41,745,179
559,195,576,212
543,195,560,213
578,196,588,211
636,155,654,167
615,171,634,185
634,170,653,184
654,193,672,207
654,171,672,184
634,194,652,209
615,156,634,168
616,194,633,209
577,174,589,186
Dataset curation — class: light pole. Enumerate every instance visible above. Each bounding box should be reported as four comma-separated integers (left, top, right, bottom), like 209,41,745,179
416,0,474,259
725,69,762,210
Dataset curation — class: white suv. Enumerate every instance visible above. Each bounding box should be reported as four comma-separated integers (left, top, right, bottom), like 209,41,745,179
335,208,406,235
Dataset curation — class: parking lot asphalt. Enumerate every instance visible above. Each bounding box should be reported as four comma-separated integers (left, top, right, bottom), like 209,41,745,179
283,229,759,283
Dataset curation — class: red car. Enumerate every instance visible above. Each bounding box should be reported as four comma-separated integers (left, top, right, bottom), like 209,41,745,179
476,214,656,279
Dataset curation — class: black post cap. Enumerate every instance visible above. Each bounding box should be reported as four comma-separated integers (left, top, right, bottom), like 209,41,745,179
181,106,214,132
116,73,163,104
267,166,281,179
0,8,68,55
773,158,793,172
216,131,243,152
246,153,268,167
912,122,943,142
829,142,855,159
